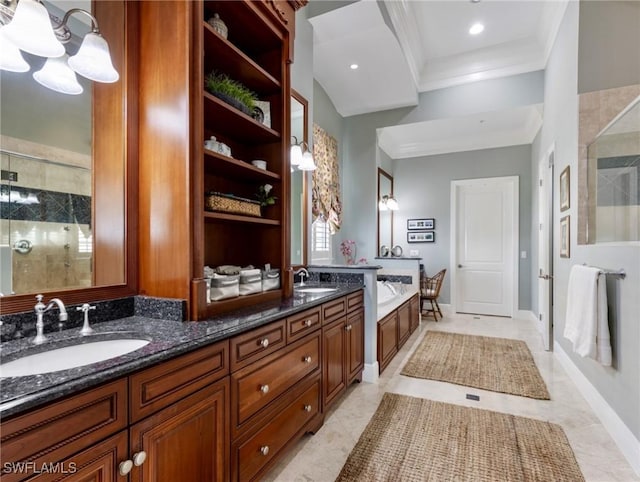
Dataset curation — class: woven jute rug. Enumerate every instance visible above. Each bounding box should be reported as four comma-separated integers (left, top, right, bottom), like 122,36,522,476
336,393,584,482
401,331,550,400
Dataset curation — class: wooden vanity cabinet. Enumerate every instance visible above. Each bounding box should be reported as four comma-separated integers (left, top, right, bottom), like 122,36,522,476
377,293,421,374
322,291,364,411
0,343,230,482
129,378,229,482
410,293,420,333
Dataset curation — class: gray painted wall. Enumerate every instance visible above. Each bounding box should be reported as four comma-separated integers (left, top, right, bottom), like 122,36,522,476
393,145,533,308
578,1,640,94
538,1,640,439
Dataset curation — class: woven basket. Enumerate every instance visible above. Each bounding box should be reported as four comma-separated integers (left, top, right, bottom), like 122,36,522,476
205,192,261,217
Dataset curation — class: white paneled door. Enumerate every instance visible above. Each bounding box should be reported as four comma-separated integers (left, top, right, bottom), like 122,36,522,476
452,177,518,317
538,148,554,351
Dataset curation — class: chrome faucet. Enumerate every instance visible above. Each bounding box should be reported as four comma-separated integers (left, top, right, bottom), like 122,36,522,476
33,294,68,345
77,303,96,335
294,268,309,287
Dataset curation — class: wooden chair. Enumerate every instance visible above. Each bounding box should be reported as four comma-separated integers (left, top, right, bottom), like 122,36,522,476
420,269,446,321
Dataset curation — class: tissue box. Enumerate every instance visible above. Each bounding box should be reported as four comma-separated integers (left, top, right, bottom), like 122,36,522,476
262,269,280,292
209,275,239,301
239,270,262,296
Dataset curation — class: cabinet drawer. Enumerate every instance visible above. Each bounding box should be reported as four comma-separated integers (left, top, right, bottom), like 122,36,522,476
346,290,364,313
236,378,320,482
322,297,346,324
286,306,321,343
233,334,320,428
0,379,127,482
129,340,229,423
231,320,286,371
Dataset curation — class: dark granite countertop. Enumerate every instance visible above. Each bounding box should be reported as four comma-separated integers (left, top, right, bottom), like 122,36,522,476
0,284,362,418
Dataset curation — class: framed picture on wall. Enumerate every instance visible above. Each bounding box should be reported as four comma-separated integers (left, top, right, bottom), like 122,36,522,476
407,218,435,230
560,215,570,258
560,166,570,211
407,231,435,243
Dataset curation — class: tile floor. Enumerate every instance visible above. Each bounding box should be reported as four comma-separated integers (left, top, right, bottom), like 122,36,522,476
265,311,639,482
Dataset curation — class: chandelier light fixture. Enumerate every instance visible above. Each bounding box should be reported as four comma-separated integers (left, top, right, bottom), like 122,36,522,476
0,0,119,94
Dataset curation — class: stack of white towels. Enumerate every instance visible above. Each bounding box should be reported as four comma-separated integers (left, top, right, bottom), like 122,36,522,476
564,265,612,366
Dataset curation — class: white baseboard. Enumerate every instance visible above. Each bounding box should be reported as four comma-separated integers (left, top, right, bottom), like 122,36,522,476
438,303,452,314
516,310,538,322
554,341,640,476
362,362,379,383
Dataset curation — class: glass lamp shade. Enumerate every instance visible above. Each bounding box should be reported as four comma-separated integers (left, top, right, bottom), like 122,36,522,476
0,28,30,72
386,196,399,211
290,144,303,166
378,198,389,211
298,151,317,171
33,55,83,95
68,32,119,83
3,0,65,58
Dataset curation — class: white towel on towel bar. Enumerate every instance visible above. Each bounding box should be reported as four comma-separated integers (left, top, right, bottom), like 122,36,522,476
563,265,612,366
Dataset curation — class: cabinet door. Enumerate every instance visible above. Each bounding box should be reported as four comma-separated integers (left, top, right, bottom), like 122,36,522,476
129,378,229,482
378,312,398,374
409,294,420,333
397,301,411,348
20,431,127,482
345,308,364,384
322,317,346,409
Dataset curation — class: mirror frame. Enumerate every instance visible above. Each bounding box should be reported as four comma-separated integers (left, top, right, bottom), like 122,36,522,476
0,1,138,314
377,168,394,255
290,89,308,268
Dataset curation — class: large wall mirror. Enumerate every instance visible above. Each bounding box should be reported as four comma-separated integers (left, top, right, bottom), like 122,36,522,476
290,90,308,266
0,1,136,313
587,95,640,243
377,168,394,256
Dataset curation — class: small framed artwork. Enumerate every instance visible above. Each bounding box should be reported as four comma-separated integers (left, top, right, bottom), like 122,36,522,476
407,218,435,230
560,165,570,212
252,100,271,128
560,215,570,258
407,231,435,243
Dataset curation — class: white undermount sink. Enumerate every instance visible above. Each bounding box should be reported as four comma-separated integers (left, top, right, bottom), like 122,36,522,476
0,336,150,378
295,287,338,294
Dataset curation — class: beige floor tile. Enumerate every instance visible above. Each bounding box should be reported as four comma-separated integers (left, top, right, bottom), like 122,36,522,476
265,312,639,482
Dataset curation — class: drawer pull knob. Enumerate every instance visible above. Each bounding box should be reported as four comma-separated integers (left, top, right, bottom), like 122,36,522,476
303,356,312,363
304,404,312,412
260,445,270,456
345,324,352,331
132,451,147,466
259,338,269,348
119,460,133,476
304,319,312,327
260,384,270,393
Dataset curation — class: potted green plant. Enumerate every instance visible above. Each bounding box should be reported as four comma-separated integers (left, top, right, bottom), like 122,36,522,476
205,71,257,115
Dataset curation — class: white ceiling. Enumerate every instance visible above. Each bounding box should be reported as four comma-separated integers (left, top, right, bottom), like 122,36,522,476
309,0,568,158
377,104,543,159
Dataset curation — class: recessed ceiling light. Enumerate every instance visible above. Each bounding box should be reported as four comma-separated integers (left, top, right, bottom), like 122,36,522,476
469,23,484,35
350,64,358,70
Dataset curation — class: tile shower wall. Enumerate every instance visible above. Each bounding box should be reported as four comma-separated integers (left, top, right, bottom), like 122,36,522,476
1,149,92,294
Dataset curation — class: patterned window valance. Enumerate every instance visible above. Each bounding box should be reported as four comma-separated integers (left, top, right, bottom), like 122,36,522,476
312,123,342,233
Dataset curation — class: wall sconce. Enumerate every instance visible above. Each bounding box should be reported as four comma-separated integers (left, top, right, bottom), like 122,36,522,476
378,195,399,211
291,136,317,171
0,0,119,94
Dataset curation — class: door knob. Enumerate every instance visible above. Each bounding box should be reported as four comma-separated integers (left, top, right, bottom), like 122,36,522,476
457,264,463,268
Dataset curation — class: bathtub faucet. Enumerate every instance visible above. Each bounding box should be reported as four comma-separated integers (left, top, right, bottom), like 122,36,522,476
294,268,309,286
